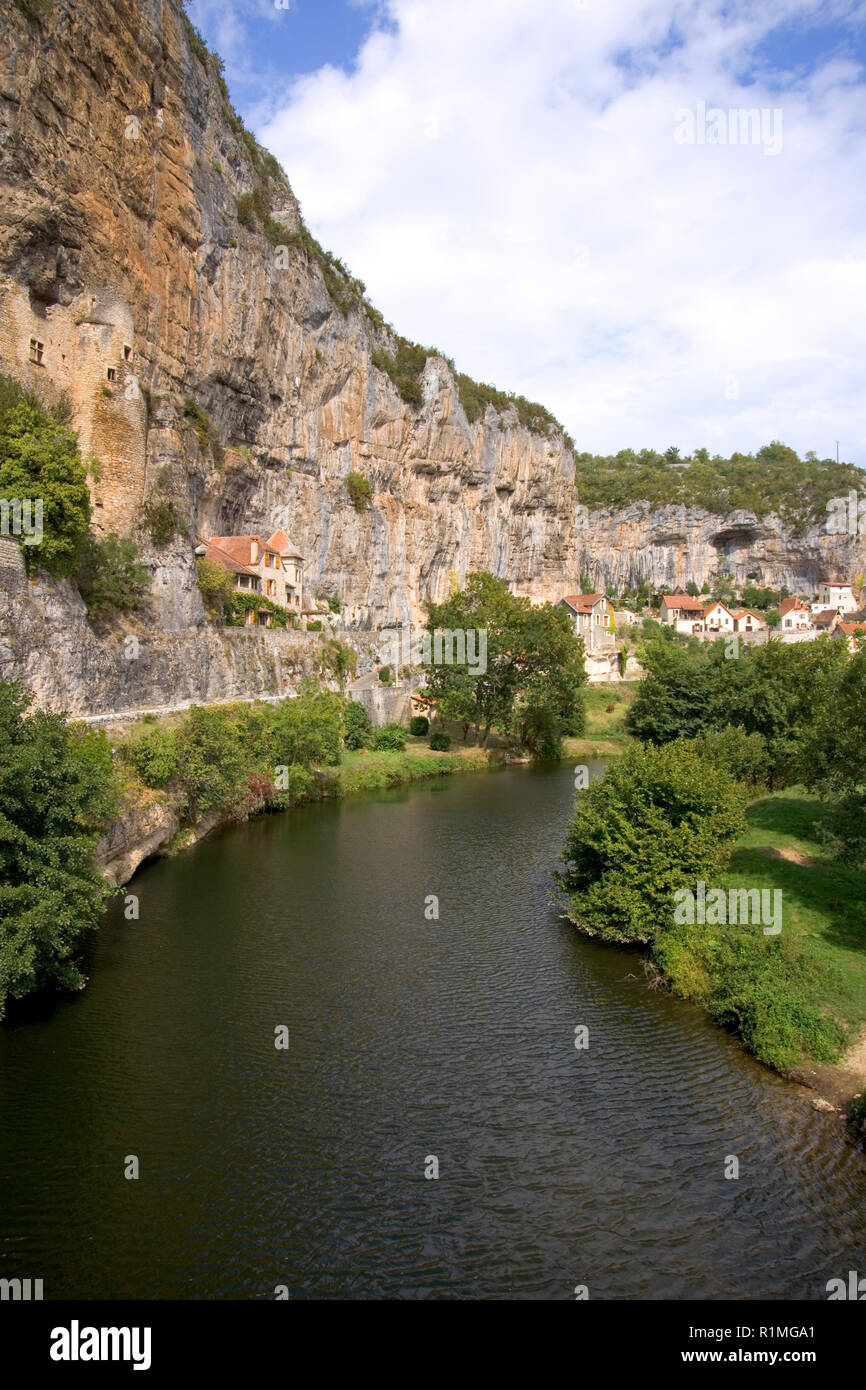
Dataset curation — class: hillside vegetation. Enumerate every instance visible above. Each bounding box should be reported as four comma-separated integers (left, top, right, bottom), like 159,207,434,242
575,441,866,528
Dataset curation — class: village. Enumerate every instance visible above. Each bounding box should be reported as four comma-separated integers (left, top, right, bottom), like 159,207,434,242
556,579,866,677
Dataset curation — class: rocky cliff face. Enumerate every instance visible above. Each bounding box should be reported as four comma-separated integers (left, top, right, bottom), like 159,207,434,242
0,0,581,643
576,504,865,595
0,0,862,719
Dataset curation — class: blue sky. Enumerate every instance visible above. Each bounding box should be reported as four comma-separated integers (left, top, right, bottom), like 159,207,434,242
185,0,866,463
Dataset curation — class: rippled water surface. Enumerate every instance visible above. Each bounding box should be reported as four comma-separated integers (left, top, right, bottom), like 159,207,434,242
1,762,865,1299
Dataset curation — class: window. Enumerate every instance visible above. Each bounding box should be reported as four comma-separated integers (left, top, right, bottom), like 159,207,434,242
275,555,280,568
123,344,132,361
106,367,117,382
264,552,271,567
29,339,44,365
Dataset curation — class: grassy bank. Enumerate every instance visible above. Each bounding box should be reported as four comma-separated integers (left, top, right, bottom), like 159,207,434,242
564,682,636,757
662,789,866,1095
328,741,495,795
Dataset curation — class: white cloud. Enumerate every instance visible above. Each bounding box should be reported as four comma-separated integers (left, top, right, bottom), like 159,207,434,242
257,0,866,461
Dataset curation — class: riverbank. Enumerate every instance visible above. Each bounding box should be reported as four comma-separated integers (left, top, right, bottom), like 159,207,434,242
564,683,636,757
97,710,500,887
712,790,866,1114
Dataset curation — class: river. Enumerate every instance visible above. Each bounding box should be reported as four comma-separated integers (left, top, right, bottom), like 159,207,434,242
1,761,865,1299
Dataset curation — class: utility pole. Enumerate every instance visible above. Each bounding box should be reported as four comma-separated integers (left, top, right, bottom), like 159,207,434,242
836,441,840,464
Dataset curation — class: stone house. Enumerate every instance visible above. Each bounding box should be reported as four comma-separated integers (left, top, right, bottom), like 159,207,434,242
557,594,616,650
198,530,305,626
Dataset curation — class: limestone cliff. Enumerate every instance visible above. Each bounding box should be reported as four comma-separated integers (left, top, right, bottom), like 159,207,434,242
576,504,865,595
0,0,862,720
0,0,580,647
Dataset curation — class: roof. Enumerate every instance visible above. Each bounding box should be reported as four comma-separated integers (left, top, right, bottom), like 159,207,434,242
731,609,764,621
560,594,606,613
819,580,852,588
266,529,304,561
200,540,258,577
661,594,705,611
837,622,866,635
703,601,734,615
206,534,282,567
815,609,838,628
779,596,808,616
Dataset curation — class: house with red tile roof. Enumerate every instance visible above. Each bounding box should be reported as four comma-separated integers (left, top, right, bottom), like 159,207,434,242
659,593,705,633
731,609,767,633
833,621,866,654
557,594,615,650
196,530,305,626
702,601,736,633
779,596,811,632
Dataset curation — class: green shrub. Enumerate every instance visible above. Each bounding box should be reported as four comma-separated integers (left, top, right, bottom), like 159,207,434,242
343,700,373,750
346,471,372,510
13,0,53,22
264,690,343,770
689,726,770,788
371,338,428,407
0,383,91,577
378,665,392,684
327,593,341,613
142,499,188,546
429,730,451,751
182,397,211,450
75,533,151,623
196,556,236,620
119,727,179,788
0,682,116,1017
558,740,747,944
409,715,430,736
372,722,408,751
306,619,322,632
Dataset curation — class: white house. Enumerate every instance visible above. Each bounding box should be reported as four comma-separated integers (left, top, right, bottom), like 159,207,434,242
659,594,705,633
731,609,767,633
703,601,736,633
816,581,858,614
779,596,811,631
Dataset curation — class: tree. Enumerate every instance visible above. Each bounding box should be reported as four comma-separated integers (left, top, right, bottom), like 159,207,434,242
196,556,236,620
0,398,91,576
264,690,343,771
423,573,586,752
176,705,255,822
803,649,866,863
685,580,700,597
0,683,116,1016
626,640,714,744
76,533,151,622
558,740,747,943
343,700,372,750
